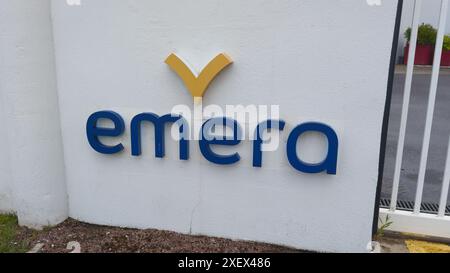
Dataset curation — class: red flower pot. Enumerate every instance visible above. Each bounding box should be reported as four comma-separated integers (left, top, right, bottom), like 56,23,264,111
404,44,434,65
441,50,450,66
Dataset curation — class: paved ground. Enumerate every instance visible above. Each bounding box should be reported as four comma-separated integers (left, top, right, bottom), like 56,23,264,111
379,235,450,253
381,66,450,206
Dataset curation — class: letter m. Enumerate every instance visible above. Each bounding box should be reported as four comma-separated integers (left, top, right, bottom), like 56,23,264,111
131,113,189,160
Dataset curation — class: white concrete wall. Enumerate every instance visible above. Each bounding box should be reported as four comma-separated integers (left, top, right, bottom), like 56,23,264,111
50,0,398,252
0,103,13,213
0,0,68,227
0,0,400,252
397,0,450,60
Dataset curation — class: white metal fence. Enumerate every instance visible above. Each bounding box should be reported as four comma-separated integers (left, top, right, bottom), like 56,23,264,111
379,0,450,238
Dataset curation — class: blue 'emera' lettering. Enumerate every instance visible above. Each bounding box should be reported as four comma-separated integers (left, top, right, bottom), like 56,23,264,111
86,111,339,175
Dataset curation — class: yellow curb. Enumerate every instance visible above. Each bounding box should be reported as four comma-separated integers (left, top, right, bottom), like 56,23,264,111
405,240,450,253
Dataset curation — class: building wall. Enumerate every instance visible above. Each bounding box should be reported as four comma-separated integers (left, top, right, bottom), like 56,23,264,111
0,0,399,252
0,103,13,213
0,0,68,227
51,0,398,252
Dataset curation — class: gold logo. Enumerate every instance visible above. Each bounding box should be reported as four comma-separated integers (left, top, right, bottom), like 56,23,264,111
165,53,233,98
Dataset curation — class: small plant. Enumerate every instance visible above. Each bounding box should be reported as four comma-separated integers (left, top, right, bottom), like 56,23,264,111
0,214,39,253
376,215,393,238
404,23,437,45
443,35,450,51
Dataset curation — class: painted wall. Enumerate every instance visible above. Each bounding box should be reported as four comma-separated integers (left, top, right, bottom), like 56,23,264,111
49,0,398,252
0,103,13,213
0,0,399,252
0,0,68,226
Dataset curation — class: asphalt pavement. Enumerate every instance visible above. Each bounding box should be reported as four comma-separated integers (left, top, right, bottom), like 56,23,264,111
381,66,450,206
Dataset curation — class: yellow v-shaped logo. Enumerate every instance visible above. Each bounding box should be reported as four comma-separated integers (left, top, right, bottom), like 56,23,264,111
165,53,233,98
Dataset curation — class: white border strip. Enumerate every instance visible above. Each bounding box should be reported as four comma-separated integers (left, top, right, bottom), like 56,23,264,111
380,208,450,238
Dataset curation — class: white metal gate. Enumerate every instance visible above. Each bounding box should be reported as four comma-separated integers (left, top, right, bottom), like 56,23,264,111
379,0,450,238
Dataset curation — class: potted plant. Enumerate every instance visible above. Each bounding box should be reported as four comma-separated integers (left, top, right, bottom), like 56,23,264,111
441,35,450,66
404,23,437,65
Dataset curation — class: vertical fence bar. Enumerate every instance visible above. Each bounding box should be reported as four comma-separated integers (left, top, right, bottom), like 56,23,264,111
414,0,449,214
390,0,422,211
438,137,450,217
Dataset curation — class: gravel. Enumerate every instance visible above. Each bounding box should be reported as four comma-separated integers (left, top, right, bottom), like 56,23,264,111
18,218,302,253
